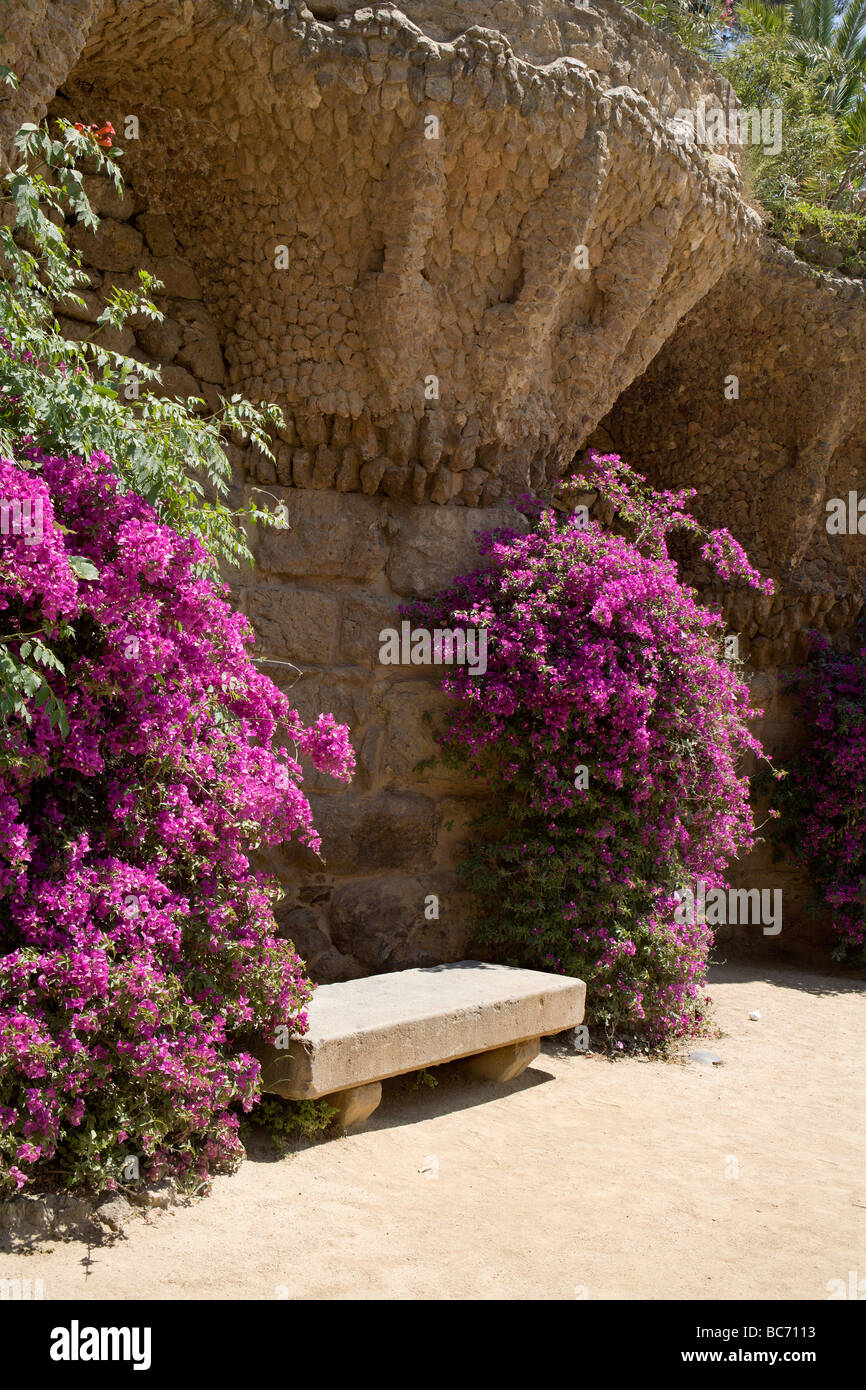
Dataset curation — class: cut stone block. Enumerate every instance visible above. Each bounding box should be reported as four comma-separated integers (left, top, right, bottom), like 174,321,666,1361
330,1082,382,1128
465,1037,541,1082
256,961,585,1101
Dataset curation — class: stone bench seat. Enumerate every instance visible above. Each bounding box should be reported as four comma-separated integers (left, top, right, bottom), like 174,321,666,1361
256,961,586,1127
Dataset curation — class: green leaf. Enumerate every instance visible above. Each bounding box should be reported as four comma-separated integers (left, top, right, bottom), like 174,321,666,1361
68,555,100,581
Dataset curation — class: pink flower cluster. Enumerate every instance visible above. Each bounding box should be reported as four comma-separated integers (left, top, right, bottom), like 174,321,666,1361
410,454,766,1041
780,622,866,960
0,449,354,1194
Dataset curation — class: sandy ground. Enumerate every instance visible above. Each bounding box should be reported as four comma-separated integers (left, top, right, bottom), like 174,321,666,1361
2,962,864,1301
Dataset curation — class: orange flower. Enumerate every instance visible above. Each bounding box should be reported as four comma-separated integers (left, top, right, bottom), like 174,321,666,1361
72,120,115,148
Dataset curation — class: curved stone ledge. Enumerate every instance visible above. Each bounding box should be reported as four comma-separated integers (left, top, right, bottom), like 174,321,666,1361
5,0,759,501
602,235,866,663
0,0,106,162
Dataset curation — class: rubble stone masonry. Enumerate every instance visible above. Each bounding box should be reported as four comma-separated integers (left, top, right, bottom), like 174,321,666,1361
2,0,862,966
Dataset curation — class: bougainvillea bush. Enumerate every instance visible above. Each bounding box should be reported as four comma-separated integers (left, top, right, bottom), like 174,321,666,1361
0,114,287,729
0,110,354,1197
412,454,773,1045
0,448,353,1198
775,623,866,965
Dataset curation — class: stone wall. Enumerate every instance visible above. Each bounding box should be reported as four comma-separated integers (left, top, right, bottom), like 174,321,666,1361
239,486,528,980
600,235,866,960
2,2,864,968
602,236,866,661
0,0,104,161
10,0,758,508
48,174,230,415
715,668,832,964
3,156,511,979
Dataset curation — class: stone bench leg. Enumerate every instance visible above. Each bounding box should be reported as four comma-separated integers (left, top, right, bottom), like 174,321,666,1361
465,1037,541,1083
330,1081,382,1128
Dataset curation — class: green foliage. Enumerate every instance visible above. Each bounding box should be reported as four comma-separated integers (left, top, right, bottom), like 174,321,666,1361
0,21,18,93
724,1,866,218
739,0,866,121
768,196,866,263
623,0,731,59
1,120,284,561
627,0,866,258
0,113,287,738
720,30,851,202
0,623,70,736
411,455,770,1046
242,1096,337,1150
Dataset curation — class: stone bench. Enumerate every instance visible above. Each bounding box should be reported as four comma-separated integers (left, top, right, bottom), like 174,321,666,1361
256,960,586,1127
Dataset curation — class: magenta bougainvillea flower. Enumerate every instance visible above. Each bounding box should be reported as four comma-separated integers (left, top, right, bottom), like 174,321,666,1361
410,454,769,1043
779,624,866,961
0,449,353,1195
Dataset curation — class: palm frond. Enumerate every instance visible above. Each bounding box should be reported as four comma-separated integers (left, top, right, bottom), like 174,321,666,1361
739,0,790,34
840,95,866,153
835,0,866,60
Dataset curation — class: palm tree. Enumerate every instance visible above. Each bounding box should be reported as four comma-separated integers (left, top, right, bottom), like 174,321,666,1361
622,0,730,58
739,0,866,202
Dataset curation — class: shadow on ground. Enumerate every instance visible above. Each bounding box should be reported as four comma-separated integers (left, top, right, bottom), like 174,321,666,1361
708,958,866,999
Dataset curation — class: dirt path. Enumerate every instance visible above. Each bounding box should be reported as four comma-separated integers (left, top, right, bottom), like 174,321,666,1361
3,963,864,1300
